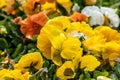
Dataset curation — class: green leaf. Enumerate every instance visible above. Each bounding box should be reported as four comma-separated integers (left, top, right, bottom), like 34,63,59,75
29,75,37,80
11,43,23,58
0,38,8,50
93,70,109,79
84,71,91,79
79,74,84,80
109,73,119,80
113,62,120,78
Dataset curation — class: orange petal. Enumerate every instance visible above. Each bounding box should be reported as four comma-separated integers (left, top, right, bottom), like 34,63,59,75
70,12,88,22
31,11,49,26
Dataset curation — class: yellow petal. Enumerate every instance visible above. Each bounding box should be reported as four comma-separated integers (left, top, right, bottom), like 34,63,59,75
80,55,100,71
56,61,75,79
0,0,6,9
14,52,43,72
61,37,81,59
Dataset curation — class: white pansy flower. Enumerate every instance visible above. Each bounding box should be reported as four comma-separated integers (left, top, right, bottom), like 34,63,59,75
67,31,88,39
72,3,80,12
81,6,120,28
81,6,100,17
100,7,119,28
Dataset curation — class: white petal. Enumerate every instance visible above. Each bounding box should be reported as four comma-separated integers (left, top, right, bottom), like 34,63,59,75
72,3,80,12
81,6,100,17
89,11,104,26
100,7,117,14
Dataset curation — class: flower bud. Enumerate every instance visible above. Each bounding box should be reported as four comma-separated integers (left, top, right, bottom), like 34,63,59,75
85,0,97,6
0,27,7,35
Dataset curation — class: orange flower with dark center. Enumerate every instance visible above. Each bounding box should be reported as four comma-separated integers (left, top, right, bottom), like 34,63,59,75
70,12,88,22
20,11,48,39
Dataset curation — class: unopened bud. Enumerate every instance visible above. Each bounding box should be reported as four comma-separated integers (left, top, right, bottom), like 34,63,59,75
0,27,7,35
85,0,97,6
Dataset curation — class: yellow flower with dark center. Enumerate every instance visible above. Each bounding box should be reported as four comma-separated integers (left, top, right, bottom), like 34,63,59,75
61,37,82,59
56,61,75,79
14,52,43,73
0,0,6,9
80,55,100,71
0,69,29,80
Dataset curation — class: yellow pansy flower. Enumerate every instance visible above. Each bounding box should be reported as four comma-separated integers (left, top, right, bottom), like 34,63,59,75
83,35,106,52
56,61,75,79
0,69,29,80
0,0,6,9
14,52,43,73
94,26,120,42
61,37,82,59
102,41,120,66
37,16,70,59
66,22,95,38
80,55,100,71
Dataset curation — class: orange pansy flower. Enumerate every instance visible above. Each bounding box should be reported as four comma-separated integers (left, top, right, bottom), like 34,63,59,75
70,12,88,22
20,11,48,39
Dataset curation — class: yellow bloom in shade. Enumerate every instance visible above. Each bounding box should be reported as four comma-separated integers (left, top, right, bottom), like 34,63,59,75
61,37,82,59
83,35,106,52
14,52,43,73
66,22,95,37
0,69,29,80
80,55,100,71
56,61,75,79
0,0,6,9
94,26,120,43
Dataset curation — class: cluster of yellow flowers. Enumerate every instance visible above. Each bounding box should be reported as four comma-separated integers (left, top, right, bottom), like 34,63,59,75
0,52,43,79
37,16,120,79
